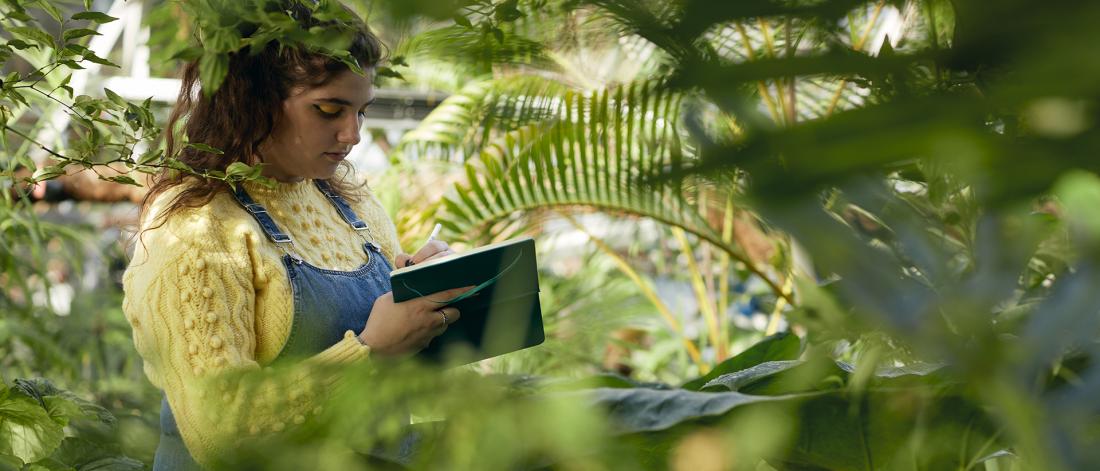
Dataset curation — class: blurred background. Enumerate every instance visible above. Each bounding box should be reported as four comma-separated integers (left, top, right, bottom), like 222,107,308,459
2,0,1099,469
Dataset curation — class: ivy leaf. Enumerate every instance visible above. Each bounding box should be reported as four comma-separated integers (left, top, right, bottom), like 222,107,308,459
187,143,224,154
0,392,65,464
62,28,101,43
71,11,119,24
198,52,229,96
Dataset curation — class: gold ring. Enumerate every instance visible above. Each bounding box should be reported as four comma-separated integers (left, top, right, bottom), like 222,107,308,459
438,308,449,326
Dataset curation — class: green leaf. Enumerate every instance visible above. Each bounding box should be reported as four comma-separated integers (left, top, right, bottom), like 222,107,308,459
80,52,118,68
33,0,63,23
31,166,66,182
0,453,22,470
453,14,473,28
6,39,34,51
0,393,65,463
225,162,253,178
5,9,34,22
71,11,118,23
376,67,405,81
41,398,80,428
102,88,126,107
569,387,779,433
138,149,164,165
170,46,203,62
62,28,101,43
198,53,229,96
187,143,224,154
700,360,804,392
103,175,139,186
7,27,54,48
681,332,802,390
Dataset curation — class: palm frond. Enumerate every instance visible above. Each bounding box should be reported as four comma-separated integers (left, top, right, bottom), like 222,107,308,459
395,75,572,162
431,80,786,298
401,25,555,76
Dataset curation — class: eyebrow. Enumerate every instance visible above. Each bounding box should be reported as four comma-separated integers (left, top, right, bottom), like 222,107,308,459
316,97,376,108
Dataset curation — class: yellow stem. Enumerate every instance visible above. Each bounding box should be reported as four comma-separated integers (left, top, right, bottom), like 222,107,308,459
757,19,788,125
735,22,783,123
561,213,706,371
765,272,794,335
825,1,887,116
717,197,735,360
672,227,722,359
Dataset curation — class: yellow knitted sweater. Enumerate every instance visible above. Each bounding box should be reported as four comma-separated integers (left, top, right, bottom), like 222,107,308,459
122,178,401,468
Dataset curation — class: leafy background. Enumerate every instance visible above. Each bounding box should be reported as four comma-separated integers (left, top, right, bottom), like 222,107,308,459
3,0,1100,469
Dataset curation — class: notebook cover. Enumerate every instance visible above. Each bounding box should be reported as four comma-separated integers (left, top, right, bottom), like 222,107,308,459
390,237,544,364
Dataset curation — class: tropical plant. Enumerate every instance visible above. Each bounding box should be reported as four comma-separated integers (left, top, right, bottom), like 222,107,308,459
365,0,1100,469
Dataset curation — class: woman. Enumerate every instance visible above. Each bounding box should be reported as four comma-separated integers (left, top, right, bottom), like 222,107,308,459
122,3,465,469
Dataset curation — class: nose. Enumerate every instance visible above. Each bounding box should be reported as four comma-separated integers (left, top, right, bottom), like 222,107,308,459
336,114,362,147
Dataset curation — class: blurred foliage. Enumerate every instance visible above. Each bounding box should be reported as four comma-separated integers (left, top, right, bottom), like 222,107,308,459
5,0,1100,469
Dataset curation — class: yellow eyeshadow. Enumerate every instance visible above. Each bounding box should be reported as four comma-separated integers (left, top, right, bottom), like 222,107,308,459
317,104,341,114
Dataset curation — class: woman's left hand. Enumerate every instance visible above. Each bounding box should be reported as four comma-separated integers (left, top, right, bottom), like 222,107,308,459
396,240,456,268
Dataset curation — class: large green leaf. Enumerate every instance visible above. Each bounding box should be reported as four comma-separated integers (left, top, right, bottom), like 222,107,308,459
0,391,64,464
575,386,999,471
700,360,803,392
682,332,802,390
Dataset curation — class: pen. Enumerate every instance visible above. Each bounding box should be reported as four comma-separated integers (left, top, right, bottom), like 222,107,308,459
406,223,443,268
426,223,442,244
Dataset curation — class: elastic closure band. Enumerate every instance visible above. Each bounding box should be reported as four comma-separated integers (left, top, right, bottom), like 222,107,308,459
399,249,526,305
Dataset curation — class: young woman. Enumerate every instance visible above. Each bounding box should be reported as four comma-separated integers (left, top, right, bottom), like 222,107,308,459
122,4,465,469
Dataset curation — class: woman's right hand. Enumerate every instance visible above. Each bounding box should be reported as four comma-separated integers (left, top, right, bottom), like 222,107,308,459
358,286,474,356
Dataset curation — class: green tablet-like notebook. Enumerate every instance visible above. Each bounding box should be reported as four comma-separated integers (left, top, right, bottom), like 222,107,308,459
390,236,544,365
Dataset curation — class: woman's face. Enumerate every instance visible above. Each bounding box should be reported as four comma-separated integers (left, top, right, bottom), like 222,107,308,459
259,69,375,182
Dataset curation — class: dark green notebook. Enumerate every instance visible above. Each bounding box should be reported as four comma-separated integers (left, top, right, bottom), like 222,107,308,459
390,236,544,365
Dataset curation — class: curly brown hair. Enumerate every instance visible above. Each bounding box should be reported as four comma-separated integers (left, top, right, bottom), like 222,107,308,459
140,1,385,228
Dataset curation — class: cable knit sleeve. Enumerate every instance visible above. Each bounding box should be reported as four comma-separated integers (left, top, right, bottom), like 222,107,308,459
123,206,370,468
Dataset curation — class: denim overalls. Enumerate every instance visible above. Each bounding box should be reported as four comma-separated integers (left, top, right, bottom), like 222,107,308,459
153,180,393,470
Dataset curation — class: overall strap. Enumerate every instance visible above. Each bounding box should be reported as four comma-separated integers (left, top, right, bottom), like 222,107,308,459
313,180,370,232
230,185,292,243
230,185,303,262
313,180,380,252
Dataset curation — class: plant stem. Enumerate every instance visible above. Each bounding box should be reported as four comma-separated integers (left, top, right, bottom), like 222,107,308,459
735,22,783,123
672,227,722,361
717,196,735,359
825,1,886,116
765,271,793,335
